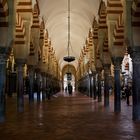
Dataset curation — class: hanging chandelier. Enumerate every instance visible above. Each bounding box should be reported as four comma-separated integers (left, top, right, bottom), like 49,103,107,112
63,0,75,62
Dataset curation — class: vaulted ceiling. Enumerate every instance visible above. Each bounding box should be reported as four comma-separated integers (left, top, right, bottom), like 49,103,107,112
38,0,106,69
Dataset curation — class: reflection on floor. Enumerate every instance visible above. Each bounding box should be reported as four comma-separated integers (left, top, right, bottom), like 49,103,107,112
0,91,140,140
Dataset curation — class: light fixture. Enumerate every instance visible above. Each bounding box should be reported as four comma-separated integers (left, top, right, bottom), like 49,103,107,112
63,0,75,62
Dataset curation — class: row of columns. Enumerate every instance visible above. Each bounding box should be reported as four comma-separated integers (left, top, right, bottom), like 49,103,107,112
28,68,60,103
77,0,140,121
77,57,124,111
77,70,101,102
0,0,61,122
0,0,15,122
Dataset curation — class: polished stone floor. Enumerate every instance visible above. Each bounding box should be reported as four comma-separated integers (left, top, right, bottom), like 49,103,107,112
0,92,140,140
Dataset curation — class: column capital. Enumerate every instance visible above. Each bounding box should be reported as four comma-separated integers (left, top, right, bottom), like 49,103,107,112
112,57,123,66
15,59,26,66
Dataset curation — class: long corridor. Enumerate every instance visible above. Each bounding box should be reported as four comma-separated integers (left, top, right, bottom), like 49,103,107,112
0,92,140,140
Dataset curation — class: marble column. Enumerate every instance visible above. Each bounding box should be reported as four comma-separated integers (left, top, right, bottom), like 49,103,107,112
46,74,49,97
85,76,88,95
28,66,34,103
89,74,92,98
16,59,25,113
42,72,46,100
0,54,6,122
93,73,97,100
103,64,111,107
112,57,122,113
97,69,102,102
36,70,41,102
132,47,140,121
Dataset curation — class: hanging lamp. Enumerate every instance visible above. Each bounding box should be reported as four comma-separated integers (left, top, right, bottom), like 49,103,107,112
63,0,75,62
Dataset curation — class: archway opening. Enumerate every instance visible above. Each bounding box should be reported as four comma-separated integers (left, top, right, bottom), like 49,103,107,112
121,53,132,87
63,73,75,93
62,64,76,94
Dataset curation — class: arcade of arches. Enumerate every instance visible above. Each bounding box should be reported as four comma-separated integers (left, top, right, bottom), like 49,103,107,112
0,0,140,132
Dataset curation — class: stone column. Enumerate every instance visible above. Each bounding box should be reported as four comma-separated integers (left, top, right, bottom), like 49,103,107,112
92,73,97,100
132,47,140,120
36,70,41,102
97,69,102,102
46,74,49,98
0,54,6,122
42,72,46,100
16,59,25,113
103,64,111,107
28,66,34,103
112,57,122,112
49,74,53,98
89,73,93,98
85,75,89,96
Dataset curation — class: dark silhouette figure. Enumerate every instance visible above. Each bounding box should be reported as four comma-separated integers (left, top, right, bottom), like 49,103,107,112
125,85,131,105
46,87,51,100
68,83,72,96
65,86,67,93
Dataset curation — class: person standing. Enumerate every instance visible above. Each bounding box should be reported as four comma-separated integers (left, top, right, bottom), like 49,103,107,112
68,83,72,96
125,85,131,106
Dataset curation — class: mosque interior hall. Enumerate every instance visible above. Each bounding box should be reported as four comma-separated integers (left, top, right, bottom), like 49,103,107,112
0,0,140,139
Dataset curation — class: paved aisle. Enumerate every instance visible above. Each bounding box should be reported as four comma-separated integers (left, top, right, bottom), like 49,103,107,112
0,92,140,140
